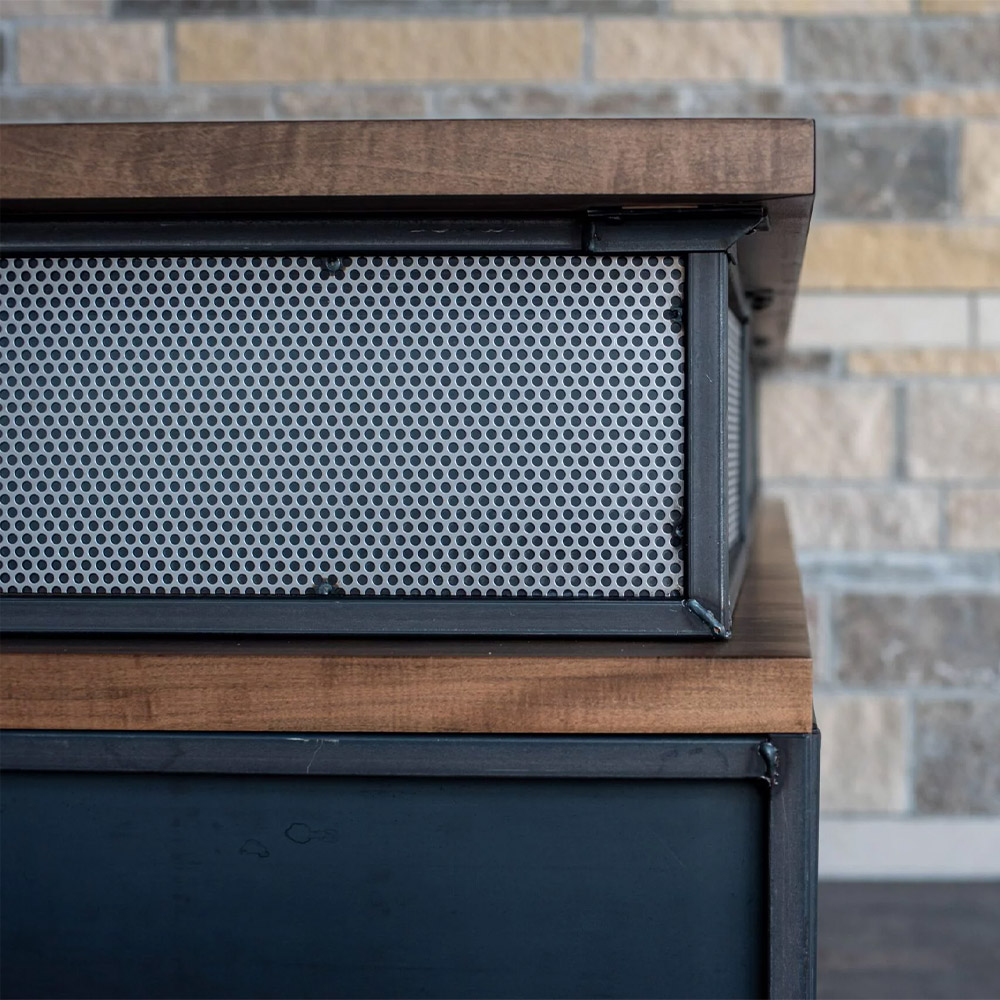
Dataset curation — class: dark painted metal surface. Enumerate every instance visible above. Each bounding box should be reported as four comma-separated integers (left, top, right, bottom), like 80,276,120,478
0,730,818,1000
0,594,714,637
0,215,583,256
2,770,768,1000
0,731,772,780
586,208,766,253
686,252,731,635
767,731,821,1000
2,209,763,257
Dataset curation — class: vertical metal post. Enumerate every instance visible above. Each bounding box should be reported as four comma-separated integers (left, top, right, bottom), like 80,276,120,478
685,252,730,633
766,729,821,1000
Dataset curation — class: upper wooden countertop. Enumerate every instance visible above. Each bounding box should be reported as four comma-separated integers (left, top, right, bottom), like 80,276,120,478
0,119,813,202
0,119,814,356
0,501,813,735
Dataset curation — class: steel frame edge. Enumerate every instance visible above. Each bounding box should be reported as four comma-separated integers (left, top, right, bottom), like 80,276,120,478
685,252,730,633
766,729,821,1000
0,225,740,640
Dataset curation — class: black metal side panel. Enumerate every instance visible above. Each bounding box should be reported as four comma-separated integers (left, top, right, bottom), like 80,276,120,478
1,771,768,1000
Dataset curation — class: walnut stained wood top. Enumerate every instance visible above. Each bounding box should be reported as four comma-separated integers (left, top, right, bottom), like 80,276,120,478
0,119,813,201
0,501,813,735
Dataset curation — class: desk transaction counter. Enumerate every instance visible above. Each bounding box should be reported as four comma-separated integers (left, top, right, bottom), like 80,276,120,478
1,118,818,1000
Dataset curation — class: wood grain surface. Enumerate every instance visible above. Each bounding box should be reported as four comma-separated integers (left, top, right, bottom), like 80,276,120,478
0,501,813,734
0,119,814,201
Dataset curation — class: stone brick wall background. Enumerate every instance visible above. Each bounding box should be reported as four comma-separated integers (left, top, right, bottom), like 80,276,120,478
1,0,998,875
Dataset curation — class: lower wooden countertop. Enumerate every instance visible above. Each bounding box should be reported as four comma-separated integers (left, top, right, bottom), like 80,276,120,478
0,500,812,734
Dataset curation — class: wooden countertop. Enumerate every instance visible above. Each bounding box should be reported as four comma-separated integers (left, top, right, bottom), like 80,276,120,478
0,500,813,735
0,118,813,357
0,119,813,202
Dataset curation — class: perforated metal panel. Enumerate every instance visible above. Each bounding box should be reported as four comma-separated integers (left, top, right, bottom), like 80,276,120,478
1,254,686,598
726,311,743,546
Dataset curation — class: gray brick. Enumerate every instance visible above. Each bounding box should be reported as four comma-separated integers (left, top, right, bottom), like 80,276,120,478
916,700,1000,815
806,89,899,116
799,551,1000,593
276,87,425,119
0,89,272,123
922,20,1000,86
313,0,662,13
790,19,1000,85
681,86,788,117
817,123,951,220
113,0,315,15
789,20,922,84
684,85,897,118
435,86,682,119
836,594,1000,689
0,0,106,12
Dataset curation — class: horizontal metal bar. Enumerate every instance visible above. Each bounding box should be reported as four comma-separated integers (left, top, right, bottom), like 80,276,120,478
588,209,765,253
2,209,767,257
0,731,771,779
0,216,584,256
0,595,714,637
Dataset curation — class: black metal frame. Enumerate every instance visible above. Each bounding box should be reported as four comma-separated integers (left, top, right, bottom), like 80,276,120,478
0,728,819,999
0,208,765,258
725,255,757,609
685,252,731,635
0,211,759,638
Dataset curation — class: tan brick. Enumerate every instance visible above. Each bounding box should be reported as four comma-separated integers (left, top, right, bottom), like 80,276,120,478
904,90,1000,118
790,293,969,350
962,121,1000,219
908,383,1000,480
761,381,895,480
848,349,1000,376
18,23,163,85
0,0,105,14
176,18,582,84
674,0,908,10
948,489,1000,549
815,695,907,813
978,294,1000,345
920,0,1000,12
594,18,782,83
801,224,1000,291
772,485,940,550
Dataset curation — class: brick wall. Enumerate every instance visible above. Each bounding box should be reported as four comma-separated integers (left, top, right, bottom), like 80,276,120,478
2,0,998,876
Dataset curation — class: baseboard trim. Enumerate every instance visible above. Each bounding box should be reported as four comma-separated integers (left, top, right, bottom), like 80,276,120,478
820,818,1000,879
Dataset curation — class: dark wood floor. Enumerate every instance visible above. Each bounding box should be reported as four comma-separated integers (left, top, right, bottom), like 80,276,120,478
818,881,1000,1000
